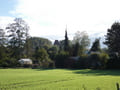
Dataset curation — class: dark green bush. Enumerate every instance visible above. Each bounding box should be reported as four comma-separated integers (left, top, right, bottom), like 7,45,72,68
107,53,120,69
99,53,109,69
0,58,20,68
75,55,88,69
87,52,109,69
55,51,69,68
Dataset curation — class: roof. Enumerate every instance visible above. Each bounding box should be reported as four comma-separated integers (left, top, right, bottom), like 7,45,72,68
19,59,32,62
69,56,80,61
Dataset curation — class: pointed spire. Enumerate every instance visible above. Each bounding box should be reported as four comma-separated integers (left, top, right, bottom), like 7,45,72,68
64,25,69,51
65,25,67,37
65,24,67,32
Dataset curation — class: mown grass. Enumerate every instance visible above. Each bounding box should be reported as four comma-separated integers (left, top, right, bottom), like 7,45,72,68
0,69,120,90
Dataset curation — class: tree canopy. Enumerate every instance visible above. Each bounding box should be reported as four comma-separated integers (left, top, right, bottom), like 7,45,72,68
90,38,101,52
73,31,90,56
104,22,120,57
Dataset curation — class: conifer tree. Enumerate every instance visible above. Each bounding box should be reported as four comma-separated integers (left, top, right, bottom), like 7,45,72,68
104,22,120,57
90,38,101,52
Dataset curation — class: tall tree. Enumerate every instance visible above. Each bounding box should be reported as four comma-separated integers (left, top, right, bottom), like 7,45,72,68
104,22,120,57
73,42,80,56
0,28,6,62
90,38,101,52
73,31,90,56
0,28,6,46
26,37,52,51
6,18,29,59
24,37,52,58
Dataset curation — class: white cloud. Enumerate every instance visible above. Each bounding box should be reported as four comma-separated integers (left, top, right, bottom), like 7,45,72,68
10,0,120,42
0,16,14,29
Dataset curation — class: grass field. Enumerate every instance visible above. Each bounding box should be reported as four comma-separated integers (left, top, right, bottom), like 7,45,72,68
0,69,120,90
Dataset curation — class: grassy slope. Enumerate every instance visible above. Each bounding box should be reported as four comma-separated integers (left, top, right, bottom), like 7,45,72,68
0,69,120,90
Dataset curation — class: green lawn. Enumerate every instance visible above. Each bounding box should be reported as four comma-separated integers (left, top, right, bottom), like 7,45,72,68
0,69,120,90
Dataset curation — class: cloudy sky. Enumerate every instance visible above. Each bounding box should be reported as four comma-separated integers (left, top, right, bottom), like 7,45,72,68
0,0,120,45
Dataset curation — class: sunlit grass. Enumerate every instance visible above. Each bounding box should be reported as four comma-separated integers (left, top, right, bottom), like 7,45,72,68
0,69,120,90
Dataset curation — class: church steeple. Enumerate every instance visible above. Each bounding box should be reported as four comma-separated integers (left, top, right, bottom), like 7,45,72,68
65,25,67,32
65,25,68,40
64,25,69,51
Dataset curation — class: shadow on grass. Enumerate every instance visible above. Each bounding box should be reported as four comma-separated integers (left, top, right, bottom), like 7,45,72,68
32,68,120,76
73,69,120,76
32,68,55,71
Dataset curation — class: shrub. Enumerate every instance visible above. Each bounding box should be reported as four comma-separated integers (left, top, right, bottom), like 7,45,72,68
107,53,120,69
99,52,109,69
75,55,88,69
87,52,109,69
87,53,100,69
55,51,69,68
0,58,20,68
48,60,55,68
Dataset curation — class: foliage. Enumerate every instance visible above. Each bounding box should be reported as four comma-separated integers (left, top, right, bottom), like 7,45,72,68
104,22,120,56
33,48,54,68
25,37,52,57
73,31,90,47
90,38,101,52
6,18,29,59
55,51,69,68
0,57,19,68
0,44,20,68
28,37,52,48
101,47,109,53
0,17,120,69
48,45,59,60
0,28,6,46
99,52,109,69
6,18,29,48
73,42,80,56
34,48,49,62
104,22,120,69
23,38,32,58
73,31,90,56
75,55,88,69
107,53,120,69
0,46,10,67
87,53,109,69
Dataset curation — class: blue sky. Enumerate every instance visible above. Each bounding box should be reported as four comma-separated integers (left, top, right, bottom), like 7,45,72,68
0,0,16,16
0,0,120,47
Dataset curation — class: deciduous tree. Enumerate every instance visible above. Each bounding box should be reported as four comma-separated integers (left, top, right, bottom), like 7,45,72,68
73,31,90,56
6,18,29,59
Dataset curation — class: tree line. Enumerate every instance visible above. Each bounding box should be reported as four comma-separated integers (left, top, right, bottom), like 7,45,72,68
0,18,120,69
